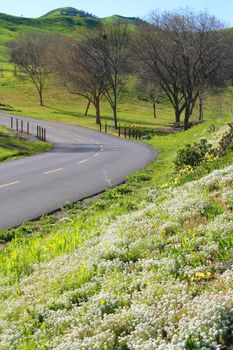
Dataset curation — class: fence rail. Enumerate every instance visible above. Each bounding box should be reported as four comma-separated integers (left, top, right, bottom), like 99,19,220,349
10,117,47,142
99,122,142,140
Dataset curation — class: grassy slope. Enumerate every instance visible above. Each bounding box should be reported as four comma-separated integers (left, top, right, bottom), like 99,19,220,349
0,75,175,129
0,115,232,349
0,73,231,132
0,9,137,63
0,125,51,162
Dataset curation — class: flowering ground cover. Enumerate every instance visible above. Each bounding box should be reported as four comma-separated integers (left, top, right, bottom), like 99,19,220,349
0,118,232,349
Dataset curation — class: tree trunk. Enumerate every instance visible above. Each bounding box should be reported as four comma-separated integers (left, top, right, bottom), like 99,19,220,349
175,108,181,124
199,95,205,121
95,98,101,125
184,109,191,130
153,101,157,118
113,103,118,129
199,97,204,121
113,90,118,129
84,100,91,116
39,90,44,106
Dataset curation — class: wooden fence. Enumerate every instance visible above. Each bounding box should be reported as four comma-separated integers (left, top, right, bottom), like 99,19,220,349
99,122,142,140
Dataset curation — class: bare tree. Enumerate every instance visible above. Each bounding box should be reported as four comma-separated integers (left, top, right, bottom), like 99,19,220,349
135,10,226,130
137,73,162,118
9,32,52,106
54,36,108,125
57,25,130,128
96,24,130,129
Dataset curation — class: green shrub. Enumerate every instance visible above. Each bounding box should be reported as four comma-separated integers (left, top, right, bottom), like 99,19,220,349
174,139,212,169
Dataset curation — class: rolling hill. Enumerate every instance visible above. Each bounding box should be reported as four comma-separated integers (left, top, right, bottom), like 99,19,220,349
0,7,139,63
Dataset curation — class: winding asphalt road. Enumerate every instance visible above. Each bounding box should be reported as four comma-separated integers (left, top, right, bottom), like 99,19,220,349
0,113,155,230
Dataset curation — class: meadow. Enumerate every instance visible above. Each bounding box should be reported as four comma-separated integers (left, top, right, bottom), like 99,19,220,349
0,70,229,132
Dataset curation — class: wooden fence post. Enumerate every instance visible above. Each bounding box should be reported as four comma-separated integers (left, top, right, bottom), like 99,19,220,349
118,124,121,137
105,122,107,133
16,119,18,131
27,122,29,135
11,117,13,129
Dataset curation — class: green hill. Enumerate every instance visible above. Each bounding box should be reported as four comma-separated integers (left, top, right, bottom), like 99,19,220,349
0,7,139,63
41,7,96,18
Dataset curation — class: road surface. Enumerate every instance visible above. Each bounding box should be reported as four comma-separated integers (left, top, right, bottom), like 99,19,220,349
0,113,155,229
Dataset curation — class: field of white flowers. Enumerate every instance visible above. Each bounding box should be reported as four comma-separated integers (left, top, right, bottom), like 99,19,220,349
0,151,232,349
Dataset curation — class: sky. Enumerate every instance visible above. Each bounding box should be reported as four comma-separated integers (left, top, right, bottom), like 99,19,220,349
0,0,233,25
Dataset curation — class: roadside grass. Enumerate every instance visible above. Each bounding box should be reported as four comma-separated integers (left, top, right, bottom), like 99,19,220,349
0,125,51,162
0,119,232,348
0,113,231,245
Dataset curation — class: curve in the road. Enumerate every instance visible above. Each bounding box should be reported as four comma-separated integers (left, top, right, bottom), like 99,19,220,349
0,113,155,229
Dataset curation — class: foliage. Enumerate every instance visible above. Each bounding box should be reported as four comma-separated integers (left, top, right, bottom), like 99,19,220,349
174,138,213,169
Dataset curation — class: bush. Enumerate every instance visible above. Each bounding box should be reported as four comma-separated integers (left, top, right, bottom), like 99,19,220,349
174,139,212,170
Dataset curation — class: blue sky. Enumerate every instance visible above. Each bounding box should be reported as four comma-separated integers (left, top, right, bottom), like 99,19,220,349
1,0,233,25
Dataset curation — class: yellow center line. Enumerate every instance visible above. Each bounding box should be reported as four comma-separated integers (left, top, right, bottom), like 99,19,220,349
78,159,89,164
44,168,64,175
0,181,20,189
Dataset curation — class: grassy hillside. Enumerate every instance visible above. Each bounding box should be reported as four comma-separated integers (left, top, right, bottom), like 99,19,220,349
0,72,231,133
0,7,138,62
0,125,51,162
41,7,96,18
0,117,232,349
